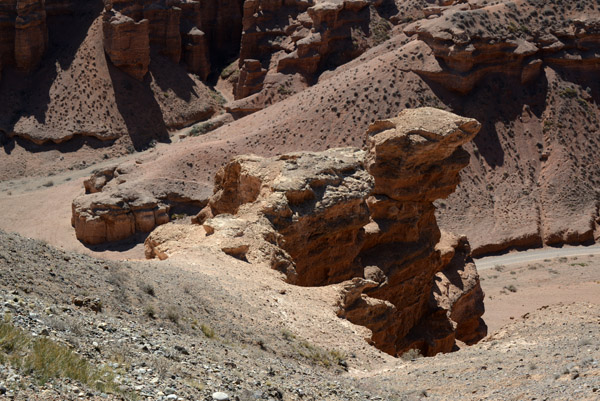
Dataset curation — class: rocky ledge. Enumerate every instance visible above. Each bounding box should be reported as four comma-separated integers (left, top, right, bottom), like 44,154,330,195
146,107,487,356
72,162,210,245
404,0,600,93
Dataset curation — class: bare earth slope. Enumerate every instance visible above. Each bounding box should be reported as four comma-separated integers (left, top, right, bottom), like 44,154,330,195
1,230,599,399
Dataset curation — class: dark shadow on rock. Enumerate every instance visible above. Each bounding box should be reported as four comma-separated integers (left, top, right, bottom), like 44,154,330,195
82,231,150,252
0,130,15,155
107,62,170,151
376,0,400,20
12,135,117,154
0,0,102,134
552,66,600,104
149,52,198,101
421,72,549,168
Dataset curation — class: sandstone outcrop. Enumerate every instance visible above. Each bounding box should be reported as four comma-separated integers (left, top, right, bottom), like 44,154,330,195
338,107,485,356
0,0,48,75
404,1,600,93
102,6,150,80
183,27,210,80
193,148,374,286
147,107,486,356
235,0,390,101
14,0,48,71
101,0,244,79
72,163,209,245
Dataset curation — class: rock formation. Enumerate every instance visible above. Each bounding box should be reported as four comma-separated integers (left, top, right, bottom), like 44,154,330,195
337,107,485,356
101,0,244,79
404,1,600,94
102,5,150,80
193,148,375,286
234,0,390,102
72,163,209,245
146,107,486,356
0,0,48,76
183,27,210,80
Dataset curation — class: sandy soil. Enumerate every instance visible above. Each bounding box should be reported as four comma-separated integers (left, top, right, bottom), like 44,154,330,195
479,253,600,334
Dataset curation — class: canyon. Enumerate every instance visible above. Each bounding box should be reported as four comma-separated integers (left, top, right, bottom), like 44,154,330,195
0,0,599,398
143,107,487,357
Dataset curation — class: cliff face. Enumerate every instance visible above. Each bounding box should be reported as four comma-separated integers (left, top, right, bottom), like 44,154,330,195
102,0,244,80
404,1,600,94
0,0,48,77
229,0,393,114
144,107,486,357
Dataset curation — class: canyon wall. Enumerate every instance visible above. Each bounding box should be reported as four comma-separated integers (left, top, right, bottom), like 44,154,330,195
0,0,48,78
102,0,244,80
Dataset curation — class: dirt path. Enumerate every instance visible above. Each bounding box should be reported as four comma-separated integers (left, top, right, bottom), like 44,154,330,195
475,244,600,270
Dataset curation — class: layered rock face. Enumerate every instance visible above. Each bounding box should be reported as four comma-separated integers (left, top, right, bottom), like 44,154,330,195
338,107,485,356
234,0,390,103
147,107,486,356
193,148,375,286
102,6,150,81
0,0,48,77
72,163,209,245
404,0,600,94
101,0,244,80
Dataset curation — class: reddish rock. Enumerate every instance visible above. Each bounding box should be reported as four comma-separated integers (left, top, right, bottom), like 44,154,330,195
171,108,486,356
184,27,210,80
143,3,181,63
102,8,150,80
234,58,266,100
0,0,48,73
404,4,600,94
338,107,483,356
237,0,376,103
195,148,374,285
72,163,210,245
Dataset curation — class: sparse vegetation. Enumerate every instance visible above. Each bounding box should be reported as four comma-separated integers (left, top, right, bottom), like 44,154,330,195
559,87,578,99
200,324,215,339
189,122,212,137
0,316,119,393
400,348,423,361
209,89,227,106
144,305,156,319
140,282,155,296
292,340,346,367
165,307,180,325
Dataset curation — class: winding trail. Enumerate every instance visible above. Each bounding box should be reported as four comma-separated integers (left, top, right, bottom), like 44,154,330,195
475,244,600,270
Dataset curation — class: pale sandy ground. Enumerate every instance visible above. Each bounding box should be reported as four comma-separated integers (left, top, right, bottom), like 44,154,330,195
478,253,600,334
